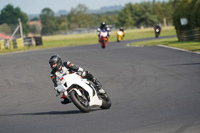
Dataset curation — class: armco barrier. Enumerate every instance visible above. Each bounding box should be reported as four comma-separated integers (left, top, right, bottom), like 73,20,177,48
23,36,43,46
24,37,33,46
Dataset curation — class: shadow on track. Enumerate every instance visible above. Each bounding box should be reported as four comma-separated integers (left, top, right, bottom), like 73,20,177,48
0,109,102,117
0,110,82,116
168,63,200,66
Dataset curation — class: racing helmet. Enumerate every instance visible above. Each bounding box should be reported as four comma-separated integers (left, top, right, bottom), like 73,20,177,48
119,27,124,31
101,22,106,27
49,54,62,71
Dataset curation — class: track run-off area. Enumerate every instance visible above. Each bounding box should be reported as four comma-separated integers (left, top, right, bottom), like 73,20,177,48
0,36,200,133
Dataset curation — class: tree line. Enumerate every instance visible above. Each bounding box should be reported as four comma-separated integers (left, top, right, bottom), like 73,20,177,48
0,0,199,36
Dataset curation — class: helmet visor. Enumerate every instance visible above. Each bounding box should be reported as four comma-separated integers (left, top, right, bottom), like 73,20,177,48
50,63,57,69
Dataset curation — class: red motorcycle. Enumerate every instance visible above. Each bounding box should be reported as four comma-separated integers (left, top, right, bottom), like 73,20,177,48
99,29,109,49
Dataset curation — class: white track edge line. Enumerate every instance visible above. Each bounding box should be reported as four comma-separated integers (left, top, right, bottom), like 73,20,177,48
158,45,200,55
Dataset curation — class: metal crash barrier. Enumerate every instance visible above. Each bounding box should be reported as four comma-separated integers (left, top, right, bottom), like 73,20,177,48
23,36,43,46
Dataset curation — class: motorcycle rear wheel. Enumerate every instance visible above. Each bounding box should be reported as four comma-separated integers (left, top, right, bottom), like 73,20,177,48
70,90,91,113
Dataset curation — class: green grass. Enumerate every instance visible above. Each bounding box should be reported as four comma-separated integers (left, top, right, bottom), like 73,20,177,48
130,38,179,46
129,37,200,53
42,26,176,47
42,33,98,48
121,26,176,40
5,26,200,54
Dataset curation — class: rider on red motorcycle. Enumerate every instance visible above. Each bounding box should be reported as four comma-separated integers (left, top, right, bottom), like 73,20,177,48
97,22,110,42
49,54,105,104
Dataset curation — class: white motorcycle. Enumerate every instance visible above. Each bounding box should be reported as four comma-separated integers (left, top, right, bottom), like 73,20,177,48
56,72,111,113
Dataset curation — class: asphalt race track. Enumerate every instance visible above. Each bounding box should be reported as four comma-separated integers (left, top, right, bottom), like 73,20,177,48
1,36,200,133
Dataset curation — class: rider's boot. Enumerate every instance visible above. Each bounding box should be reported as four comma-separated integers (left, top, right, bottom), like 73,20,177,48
83,71,106,94
60,94,71,104
93,77,106,94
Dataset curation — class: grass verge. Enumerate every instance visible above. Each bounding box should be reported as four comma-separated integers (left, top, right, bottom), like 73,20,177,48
129,37,200,53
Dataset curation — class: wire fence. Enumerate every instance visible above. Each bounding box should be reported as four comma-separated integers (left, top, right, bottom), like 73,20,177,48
176,28,200,41
0,24,21,39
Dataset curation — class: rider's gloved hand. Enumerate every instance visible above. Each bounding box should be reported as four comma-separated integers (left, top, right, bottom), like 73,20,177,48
78,67,83,72
77,71,83,76
77,67,84,76
78,70,87,78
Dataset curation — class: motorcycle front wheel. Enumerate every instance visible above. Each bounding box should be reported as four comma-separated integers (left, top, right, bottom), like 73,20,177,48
101,39,106,49
70,90,91,113
117,36,121,42
155,33,159,38
99,93,111,109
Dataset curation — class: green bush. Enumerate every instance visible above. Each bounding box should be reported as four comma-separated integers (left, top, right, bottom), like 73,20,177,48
173,0,200,30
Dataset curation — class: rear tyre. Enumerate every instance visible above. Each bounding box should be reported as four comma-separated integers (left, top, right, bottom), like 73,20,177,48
70,90,91,113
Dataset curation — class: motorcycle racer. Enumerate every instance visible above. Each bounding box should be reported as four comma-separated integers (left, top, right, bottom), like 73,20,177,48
49,54,105,104
119,27,126,37
97,22,110,42
154,24,161,38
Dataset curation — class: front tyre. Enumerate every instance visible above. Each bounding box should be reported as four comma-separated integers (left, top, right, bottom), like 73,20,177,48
70,90,91,113
101,45,105,49
99,93,111,109
155,33,159,38
101,39,106,49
